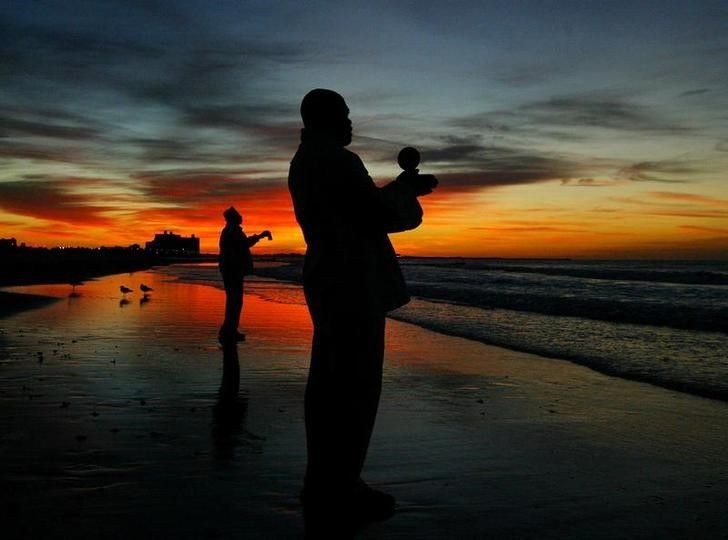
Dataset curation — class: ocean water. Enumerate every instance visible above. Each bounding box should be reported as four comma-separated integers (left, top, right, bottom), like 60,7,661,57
160,259,728,402
397,259,728,401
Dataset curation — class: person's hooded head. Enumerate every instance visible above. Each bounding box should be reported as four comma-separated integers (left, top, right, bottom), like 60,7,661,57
300,89,352,147
223,206,242,226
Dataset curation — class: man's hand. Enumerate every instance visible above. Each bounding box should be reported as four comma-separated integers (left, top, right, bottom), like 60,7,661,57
396,171,438,197
261,230,273,240
416,173,438,195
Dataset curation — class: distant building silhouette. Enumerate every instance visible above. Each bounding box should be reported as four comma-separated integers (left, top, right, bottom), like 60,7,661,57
0,238,17,252
145,231,200,255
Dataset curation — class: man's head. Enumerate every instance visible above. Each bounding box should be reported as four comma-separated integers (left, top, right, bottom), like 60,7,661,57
300,89,352,146
223,206,242,225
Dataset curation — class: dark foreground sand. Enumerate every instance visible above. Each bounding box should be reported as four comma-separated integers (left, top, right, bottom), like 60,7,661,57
0,291,59,319
1,270,727,539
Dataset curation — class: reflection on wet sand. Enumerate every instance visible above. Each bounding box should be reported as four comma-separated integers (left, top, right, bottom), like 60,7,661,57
1,270,311,538
212,343,255,461
4,267,728,538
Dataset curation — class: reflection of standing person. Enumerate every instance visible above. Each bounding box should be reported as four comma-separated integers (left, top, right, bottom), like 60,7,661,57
288,89,436,527
211,341,246,460
218,206,272,342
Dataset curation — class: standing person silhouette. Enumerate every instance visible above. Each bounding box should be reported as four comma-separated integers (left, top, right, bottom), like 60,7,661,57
288,89,436,530
218,206,272,343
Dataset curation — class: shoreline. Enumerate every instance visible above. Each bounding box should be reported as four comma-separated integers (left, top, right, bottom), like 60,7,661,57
387,309,728,404
169,264,728,405
1,270,727,538
6,263,727,404
251,261,727,333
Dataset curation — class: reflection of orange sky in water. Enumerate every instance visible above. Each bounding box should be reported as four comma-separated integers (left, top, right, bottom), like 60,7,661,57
7,270,313,350
4,267,514,376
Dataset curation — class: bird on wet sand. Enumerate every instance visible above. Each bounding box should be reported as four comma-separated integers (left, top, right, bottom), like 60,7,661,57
140,284,153,293
120,285,133,295
69,279,83,297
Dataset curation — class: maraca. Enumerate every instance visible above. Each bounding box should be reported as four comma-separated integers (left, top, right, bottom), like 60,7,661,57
398,146,421,172
397,146,437,196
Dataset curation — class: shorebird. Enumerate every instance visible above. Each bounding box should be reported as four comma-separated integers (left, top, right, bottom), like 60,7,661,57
120,285,133,295
69,279,83,297
140,284,153,293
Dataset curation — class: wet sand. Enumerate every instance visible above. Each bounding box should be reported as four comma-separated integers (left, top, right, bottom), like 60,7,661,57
1,269,727,538
0,291,59,319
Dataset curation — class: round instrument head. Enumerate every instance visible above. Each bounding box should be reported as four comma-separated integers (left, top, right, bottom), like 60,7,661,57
397,147,420,171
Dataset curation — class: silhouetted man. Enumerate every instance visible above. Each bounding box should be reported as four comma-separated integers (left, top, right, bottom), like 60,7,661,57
218,206,271,342
288,89,436,528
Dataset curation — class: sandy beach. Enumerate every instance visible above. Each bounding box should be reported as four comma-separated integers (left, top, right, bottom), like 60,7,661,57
1,268,727,539
0,291,60,319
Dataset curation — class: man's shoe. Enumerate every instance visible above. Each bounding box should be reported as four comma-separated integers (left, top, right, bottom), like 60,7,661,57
352,481,395,522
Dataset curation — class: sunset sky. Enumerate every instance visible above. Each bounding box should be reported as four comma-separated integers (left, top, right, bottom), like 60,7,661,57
2,0,727,258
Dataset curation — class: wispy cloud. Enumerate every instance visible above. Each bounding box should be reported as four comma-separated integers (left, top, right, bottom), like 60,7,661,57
648,191,728,206
0,179,119,225
610,190,728,219
407,136,582,192
0,115,101,140
0,141,87,164
648,210,728,219
618,160,698,183
471,225,591,233
519,95,692,134
679,224,728,234
454,93,693,137
132,185,296,230
678,88,710,98
0,9,309,173
561,178,618,187
133,169,285,206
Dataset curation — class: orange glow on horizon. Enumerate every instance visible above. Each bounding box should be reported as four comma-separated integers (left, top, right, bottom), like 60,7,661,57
2,182,728,259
